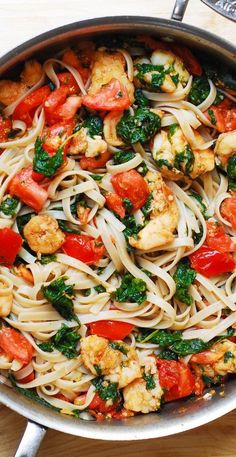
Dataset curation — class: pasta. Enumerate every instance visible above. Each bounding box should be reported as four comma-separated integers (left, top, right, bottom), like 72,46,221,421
0,35,236,421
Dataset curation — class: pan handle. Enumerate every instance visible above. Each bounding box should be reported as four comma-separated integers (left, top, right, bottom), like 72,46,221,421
14,420,47,457
171,0,189,21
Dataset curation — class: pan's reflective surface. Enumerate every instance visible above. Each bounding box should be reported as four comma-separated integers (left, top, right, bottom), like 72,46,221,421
0,16,235,441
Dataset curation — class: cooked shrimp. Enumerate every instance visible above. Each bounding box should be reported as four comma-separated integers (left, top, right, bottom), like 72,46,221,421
23,214,65,254
17,264,34,284
0,80,26,106
68,127,107,157
81,335,142,388
123,374,163,413
129,170,179,250
151,49,190,85
152,124,214,180
88,51,134,103
103,111,125,147
0,277,13,317
20,59,43,87
76,204,90,225
191,339,236,380
214,130,236,168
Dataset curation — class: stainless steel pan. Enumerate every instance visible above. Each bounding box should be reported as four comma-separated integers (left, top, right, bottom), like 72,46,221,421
0,2,236,456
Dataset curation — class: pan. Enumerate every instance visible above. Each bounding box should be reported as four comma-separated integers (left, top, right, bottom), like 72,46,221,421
0,1,236,456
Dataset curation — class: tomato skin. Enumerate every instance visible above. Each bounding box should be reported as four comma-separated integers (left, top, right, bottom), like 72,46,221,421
105,192,126,218
206,221,236,253
13,85,51,127
18,371,35,384
89,320,135,340
0,116,12,142
111,169,149,212
205,105,236,133
170,44,202,76
221,196,236,230
44,86,69,124
0,327,33,364
80,150,111,171
43,119,75,156
9,166,48,213
82,79,131,111
0,227,22,266
189,245,235,277
55,393,70,402
157,359,194,402
57,72,80,95
62,234,105,265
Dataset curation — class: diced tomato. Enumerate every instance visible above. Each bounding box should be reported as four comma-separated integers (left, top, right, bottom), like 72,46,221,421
42,119,75,156
205,105,236,133
170,44,202,76
105,192,126,218
112,408,135,419
9,166,48,212
62,234,105,265
111,169,149,212
225,108,236,131
221,196,236,230
206,221,236,253
44,86,69,124
55,393,70,402
13,85,51,127
57,72,80,95
89,393,117,413
204,105,226,132
80,150,111,171
82,78,131,111
0,116,12,142
0,227,22,266
18,371,35,384
0,327,33,365
189,245,235,278
157,359,194,402
217,98,232,110
89,320,135,340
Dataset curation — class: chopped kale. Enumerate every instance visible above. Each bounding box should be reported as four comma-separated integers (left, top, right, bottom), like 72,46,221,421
189,190,208,219
135,63,165,90
227,155,236,179
173,260,196,306
94,285,106,293
134,88,149,107
109,341,128,355
155,158,173,170
33,137,63,178
116,108,161,144
143,373,156,390
170,338,209,356
202,374,224,386
137,328,182,346
122,215,143,252
208,109,216,125
58,220,81,235
188,76,224,106
52,324,80,358
0,196,19,216
228,179,236,192
113,150,135,165
193,225,204,245
123,197,133,213
141,193,153,220
168,123,179,137
83,116,103,138
42,276,80,323
91,377,119,402
90,174,103,181
174,145,194,175
16,213,33,236
39,254,57,265
114,273,147,305
171,74,179,86
224,351,234,363
137,161,148,176
38,341,54,352
94,364,102,376
159,349,178,360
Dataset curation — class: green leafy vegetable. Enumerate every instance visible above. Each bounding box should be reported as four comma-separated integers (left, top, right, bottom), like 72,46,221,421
171,74,179,86
227,155,236,179
94,285,106,294
137,161,148,176
135,63,165,90
38,341,54,352
228,179,236,192
174,145,194,175
90,174,103,181
9,374,60,411
189,191,208,219
142,193,153,219
143,373,156,390
42,277,80,323
188,76,224,106
193,225,204,245
16,213,33,236
33,137,63,178
0,196,19,216
159,349,178,360
91,377,119,402
122,215,143,252
52,324,80,358
109,341,128,355
116,108,161,144
137,328,182,346
123,198,133,212
170,338,209,356
134,88,149,107
58,220,81,235
168,123,179,137
155,158,173,170
113,150,135,164
208,109,216,125
224,351,234,363
39,254,57,265
115,273,147,305
83,116,103,138
173,260,196,306
94,364,102,375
